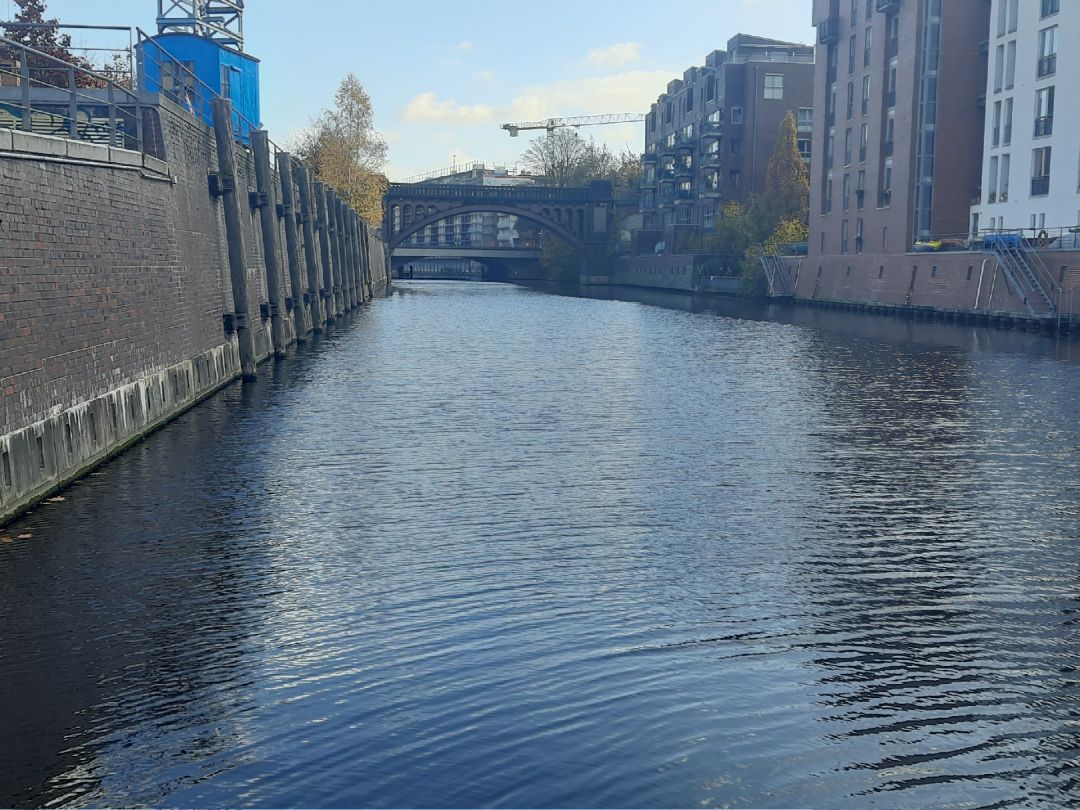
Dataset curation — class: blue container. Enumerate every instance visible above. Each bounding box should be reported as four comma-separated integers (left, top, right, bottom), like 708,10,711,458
138,33,260,142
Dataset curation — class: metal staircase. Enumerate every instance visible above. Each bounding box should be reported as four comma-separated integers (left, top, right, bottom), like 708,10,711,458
756,244,793,297
985,235,1060,317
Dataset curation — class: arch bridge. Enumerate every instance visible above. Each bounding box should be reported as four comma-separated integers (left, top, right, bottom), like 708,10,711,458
383,182,615,283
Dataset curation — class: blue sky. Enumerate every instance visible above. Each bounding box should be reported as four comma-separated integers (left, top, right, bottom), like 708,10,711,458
19,0,815,180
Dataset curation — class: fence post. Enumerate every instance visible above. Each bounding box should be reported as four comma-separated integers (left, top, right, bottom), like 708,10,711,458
276,151,309,340
314,182,336,325
19,50,30,132
67,66,79,140
251,130,287,358
296,165,325,332
211,97,257,381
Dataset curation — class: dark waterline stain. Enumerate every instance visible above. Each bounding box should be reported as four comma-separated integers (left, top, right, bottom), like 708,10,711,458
3,281,1080,808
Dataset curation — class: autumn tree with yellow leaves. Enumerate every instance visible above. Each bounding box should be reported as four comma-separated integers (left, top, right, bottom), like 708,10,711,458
294,74,388,228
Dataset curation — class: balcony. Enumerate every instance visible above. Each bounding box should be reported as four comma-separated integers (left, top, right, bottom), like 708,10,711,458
1038,55,1057,78
660,168,676,181
675,189,694,202
675,164,694,178
701,152,722,168
700,120,723,137
818,16,839,45
1034,116,1054,138
642,152,659,164
701,188,722,199
1031,176,1050,196
876,0,900,12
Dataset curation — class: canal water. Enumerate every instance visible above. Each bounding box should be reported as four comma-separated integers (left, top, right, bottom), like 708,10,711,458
5,280,1080,809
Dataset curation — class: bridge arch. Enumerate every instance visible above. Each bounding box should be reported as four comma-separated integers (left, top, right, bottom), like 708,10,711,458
383,181,614,253
389,203,585,251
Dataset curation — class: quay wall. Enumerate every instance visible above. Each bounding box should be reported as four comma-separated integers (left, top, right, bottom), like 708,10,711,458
789,251,1080,317
0,103,389,525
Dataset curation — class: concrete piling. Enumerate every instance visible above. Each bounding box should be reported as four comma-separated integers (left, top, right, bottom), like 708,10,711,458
251,130,287,359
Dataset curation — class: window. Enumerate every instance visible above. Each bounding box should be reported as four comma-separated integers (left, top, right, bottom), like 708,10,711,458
764,74,784,100
887,58,897,107
1038,27,1058,78
841,220,849,254
843,174,851,212
729,169,741,187
1005,40,1016,90
1032,146,1051,196
730,137,742,155
861,76,870,116
864,27,872,68
1000,154,1010,200
824,174,833,214
860,124,868,163
848,35,856,73
857,170,866,210
731,106,744,124
1042,0,1060,18
664,102,672,123
844,128,853,166
866,0,873,18
851,0,857,23
997,0,1007,36
1008,0,1018,33
1003,98,1013,145
994,44,1004,92
685,91,694,112
829,82,837,124
1035,86,1054,137
988,156,999,202
855,219,864,253
846,82,854,120
992,101,1001,147
827,131,835,166
706,76,716,101
798,107,813,128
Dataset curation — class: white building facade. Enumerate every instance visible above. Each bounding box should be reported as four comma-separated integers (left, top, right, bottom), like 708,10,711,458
971,0,1077,236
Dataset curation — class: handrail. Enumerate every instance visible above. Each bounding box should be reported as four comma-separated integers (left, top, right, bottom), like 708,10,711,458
386,183,595,202
0,32,143,149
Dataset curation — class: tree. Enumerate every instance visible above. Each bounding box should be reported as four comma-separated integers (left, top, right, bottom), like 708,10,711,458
2,0,104,88
762,111,810,226
293,74,389,227
520,129,618,188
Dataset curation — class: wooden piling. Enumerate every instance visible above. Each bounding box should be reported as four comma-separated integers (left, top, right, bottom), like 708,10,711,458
211,98,257,381
275,151,309,340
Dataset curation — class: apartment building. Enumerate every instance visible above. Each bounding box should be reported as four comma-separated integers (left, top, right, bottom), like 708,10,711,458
638,35,814,254
970,0,1075,236
405,166,532,249
805,0,988,271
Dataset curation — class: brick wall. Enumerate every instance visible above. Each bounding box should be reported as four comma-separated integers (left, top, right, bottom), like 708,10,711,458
0,103,388,524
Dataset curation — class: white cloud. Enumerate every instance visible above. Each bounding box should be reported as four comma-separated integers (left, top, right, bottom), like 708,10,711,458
401,92,495,124
504,69,673,122
584,42,641,70
458,40,474,51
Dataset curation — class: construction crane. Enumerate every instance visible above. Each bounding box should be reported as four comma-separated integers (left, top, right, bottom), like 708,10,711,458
501,113,645,137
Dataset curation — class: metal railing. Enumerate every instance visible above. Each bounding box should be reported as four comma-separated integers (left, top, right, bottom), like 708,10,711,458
386,183,594,202
0,33,145,150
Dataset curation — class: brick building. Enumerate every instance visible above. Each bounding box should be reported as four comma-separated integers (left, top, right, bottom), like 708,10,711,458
803,0,989,281
637,35,814,254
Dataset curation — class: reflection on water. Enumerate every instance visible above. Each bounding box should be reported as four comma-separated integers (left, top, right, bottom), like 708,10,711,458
4,281,1080,808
